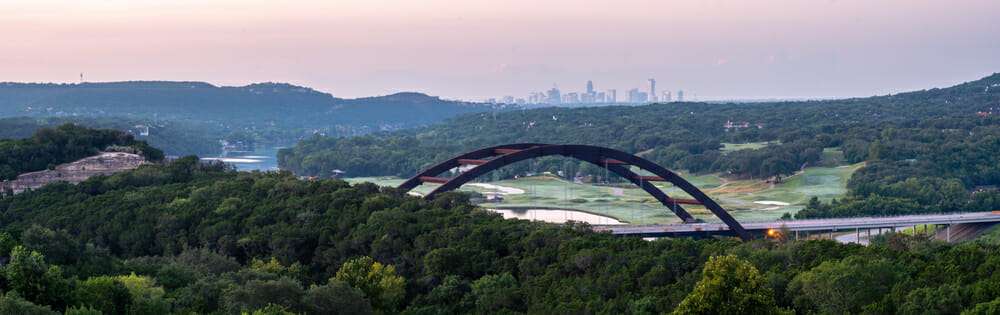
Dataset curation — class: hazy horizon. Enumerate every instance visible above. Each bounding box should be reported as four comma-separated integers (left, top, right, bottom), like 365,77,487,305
3,0,999,101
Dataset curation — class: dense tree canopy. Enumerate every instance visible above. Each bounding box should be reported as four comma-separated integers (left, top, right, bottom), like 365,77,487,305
1,154,1000,313
671,255,788,314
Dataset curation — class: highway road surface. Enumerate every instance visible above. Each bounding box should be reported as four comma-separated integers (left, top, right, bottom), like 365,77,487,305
594,212,1000,239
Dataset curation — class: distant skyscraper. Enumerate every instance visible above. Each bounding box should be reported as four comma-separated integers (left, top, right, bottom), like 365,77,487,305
677,90,684,102
662,91,672,102
648,79,657,102
607,89,617,103
547,86,561,104
586,80,594,94
563,92,580,104
628,88,648,103
530,92,546,104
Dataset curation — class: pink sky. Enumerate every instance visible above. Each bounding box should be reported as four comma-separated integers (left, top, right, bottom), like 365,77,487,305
2,0,999,100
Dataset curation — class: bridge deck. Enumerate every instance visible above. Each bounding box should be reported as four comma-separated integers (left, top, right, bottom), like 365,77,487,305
596,212,1000,237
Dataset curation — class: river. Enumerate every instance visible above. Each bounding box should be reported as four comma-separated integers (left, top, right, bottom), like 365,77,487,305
488,208,626,225
200,147,281,172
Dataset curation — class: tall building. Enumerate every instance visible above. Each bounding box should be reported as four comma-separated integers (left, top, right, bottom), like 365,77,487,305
531,92,547,104
562,92,580,104
607,89,617,103
648,79,657,102
627,88,648,103
586,80,594,94
546,87,561,104
677,90,684,102
662,91,672,102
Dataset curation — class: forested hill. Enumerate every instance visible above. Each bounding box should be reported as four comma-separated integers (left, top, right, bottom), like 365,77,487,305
0,117,221,156
0,81,501,136
0,124,162,180
279,73,1000,179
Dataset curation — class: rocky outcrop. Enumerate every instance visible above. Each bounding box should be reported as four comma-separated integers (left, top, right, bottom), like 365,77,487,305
1,152,147,194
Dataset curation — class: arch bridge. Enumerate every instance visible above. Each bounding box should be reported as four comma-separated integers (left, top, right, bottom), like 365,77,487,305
397,143,750,240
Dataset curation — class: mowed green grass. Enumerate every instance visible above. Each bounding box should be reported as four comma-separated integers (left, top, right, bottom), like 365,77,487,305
345,147,862,225
720,141,776,153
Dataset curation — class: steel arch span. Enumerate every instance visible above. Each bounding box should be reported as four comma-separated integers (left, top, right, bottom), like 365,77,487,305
397,143,751,241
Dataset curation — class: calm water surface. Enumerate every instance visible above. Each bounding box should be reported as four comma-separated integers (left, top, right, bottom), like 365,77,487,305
201,147,281,172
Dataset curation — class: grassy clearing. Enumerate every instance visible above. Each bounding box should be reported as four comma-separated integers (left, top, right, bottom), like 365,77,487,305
720,141,776,153
899,224,939,236
818,148,846,166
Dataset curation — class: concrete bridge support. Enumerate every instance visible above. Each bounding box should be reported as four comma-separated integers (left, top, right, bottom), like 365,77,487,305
934,222,997,243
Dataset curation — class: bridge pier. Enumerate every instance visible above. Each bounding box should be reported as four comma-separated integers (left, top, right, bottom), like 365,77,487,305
947,224,951,242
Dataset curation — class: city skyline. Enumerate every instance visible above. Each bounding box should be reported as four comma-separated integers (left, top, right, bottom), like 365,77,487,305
2,0,999,101
492,78,683,105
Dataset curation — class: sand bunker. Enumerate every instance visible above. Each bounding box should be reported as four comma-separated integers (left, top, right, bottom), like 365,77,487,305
200,157,263,164
754,200,791,206
467,183,526,195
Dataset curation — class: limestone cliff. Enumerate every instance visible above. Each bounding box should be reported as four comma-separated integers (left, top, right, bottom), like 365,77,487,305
1,152,147,194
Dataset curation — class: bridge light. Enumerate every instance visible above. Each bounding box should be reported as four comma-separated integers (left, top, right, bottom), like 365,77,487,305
766,229,780,238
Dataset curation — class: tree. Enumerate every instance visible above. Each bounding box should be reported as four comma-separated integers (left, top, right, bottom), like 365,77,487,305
302,280,374,315
470,273,524,314
2,246,71,310
964,298,1000,315
21,225,81,266
64,306,103,315
787,256,900,314
334,256,406,312
72,276,132,315
898,284,964,315
223,277,304,314
249,257,305,282
0,292,58,315
242,303,297,315
672,255,787,315
115,273,171,314
0,232,17,258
